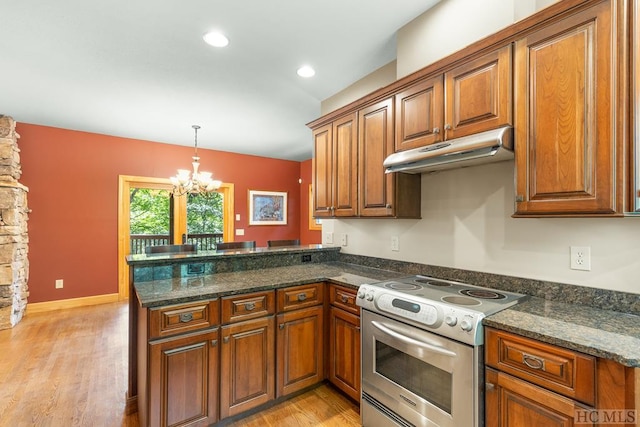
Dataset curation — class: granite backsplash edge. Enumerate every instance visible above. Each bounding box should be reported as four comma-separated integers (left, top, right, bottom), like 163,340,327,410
338,253,640,316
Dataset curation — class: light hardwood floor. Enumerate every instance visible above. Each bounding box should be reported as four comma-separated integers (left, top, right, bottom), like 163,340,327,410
0,301,361,427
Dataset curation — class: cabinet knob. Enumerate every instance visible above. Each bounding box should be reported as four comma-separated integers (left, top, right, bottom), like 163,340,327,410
340,295,349,303
297,293,307,302
385,204,392,209
433,127,440,134
223,336,229,344
515,195,524,202
486,382,495,391
279,324,285,330
444,124,452,130
244,302,256,311
211,339,218,347
179,312,194,323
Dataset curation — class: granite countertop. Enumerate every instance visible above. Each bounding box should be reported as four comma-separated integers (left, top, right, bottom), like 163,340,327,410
135,259,640,368
134,261,400,308
483,297,640,368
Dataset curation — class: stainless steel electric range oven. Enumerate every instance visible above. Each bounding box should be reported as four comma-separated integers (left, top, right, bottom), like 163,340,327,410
356,275,527,427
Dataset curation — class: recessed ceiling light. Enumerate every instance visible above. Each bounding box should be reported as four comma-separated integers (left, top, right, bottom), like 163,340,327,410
203,31,229,48
297,65,315,78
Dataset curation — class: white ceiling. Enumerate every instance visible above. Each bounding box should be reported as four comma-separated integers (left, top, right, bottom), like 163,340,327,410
0,0,440,161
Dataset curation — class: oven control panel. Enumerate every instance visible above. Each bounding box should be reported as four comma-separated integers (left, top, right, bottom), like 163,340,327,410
375,293,440,326
357,285,484,345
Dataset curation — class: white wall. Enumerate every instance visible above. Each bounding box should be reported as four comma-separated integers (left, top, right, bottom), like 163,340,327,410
320,0,639,294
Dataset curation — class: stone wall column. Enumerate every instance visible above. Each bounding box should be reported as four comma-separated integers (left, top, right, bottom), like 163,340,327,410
0,115,30,330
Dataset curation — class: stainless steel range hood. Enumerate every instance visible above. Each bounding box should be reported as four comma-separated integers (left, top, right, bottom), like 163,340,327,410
383,126,513,174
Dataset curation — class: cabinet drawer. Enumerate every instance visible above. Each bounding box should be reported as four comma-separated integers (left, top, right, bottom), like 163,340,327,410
277,283,324,312
149,300,219,339
485,327,595,406
221,291,275,324
329,284,359,315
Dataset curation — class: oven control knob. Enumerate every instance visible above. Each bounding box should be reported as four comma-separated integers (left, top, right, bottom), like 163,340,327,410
460,319,474,332
365,292,374,301
357,289,366,299
445,315,457,326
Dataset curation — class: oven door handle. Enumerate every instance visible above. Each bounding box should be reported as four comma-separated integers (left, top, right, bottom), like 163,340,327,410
371,320,456,357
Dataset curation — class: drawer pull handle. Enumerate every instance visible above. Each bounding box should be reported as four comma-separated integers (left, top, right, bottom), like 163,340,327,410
244,302,256,311
223,337,229,344
340,295,349,303
179,313,194,323
211,339,218,347
522,353,545,370
297,293,307,302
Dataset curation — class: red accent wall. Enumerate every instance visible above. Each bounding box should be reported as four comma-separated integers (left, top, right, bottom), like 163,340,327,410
18,123,306,303
299,159,322,245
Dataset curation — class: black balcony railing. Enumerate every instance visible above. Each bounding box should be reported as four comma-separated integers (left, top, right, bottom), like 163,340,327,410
130,233,224,254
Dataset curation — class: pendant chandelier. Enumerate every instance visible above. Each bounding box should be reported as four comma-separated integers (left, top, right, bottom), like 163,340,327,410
170,125,222,196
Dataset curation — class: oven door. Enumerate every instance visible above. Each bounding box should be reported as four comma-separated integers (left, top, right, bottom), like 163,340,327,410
361,310,479,427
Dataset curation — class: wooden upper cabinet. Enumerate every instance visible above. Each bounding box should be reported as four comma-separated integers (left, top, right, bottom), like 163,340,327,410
444,44,512,140
359,98,395,217
395,75,444,151
312,113,358,218
359,98,421,218
513,0,624,216
312,124,333,217
394,44,511,152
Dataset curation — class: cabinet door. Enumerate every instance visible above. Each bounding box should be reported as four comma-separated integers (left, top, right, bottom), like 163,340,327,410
486,368,594,426
148,329,219,427
328,306,360,401
359,98,395,217
395,75,444,151
513,1,622,216
332,113,358,217
312,123,333,217
444,44,512,140
220,316,275,419
276,305,324,397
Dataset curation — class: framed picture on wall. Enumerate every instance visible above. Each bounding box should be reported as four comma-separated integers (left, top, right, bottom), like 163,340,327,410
308,184,321,230
249,190,287,225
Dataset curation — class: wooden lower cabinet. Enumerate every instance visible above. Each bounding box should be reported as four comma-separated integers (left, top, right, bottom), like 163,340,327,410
485,367,593,426
276,305,324,397
219,315,275,419
328,306,360,401
148,328,219,427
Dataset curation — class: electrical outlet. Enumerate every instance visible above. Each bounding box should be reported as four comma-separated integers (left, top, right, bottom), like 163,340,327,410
325,232,333,245
391,236,399,252
55,279,63,289
236,228,244,236
570,246,591,271
340,233,348,246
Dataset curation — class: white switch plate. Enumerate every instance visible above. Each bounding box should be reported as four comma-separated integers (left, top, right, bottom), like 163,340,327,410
235,214,240,221
236,228,245,236
325,232,334,244
391,236,399,251
55,279,63,289
340,233,348,246
570,246,591,271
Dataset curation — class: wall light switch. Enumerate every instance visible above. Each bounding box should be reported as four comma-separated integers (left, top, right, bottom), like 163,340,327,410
325,232,334,245
235,214,240,221
55,279,63,289
340,234,348,246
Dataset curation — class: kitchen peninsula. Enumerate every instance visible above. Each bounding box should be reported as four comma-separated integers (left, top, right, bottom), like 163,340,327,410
126,245,397,426
127,246,640,427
